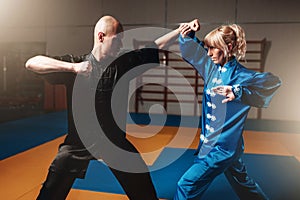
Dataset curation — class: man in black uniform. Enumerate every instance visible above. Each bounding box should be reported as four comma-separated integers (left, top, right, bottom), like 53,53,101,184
26,15,198,200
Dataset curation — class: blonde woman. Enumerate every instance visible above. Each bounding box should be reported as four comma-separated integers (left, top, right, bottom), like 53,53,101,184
175,20,281,199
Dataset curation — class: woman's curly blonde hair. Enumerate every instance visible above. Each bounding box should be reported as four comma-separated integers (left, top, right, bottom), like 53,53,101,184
204,24,247,61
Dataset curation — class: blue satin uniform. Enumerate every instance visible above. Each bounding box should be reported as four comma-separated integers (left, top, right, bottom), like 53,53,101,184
174,32,281,200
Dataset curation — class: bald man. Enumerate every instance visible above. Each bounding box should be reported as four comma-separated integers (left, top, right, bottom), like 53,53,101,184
26,15,193,200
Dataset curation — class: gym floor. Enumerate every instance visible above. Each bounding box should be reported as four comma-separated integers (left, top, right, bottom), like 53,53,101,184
1,112,300,200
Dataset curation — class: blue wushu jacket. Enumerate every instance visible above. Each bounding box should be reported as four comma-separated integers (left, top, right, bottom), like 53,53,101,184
179,32,281,167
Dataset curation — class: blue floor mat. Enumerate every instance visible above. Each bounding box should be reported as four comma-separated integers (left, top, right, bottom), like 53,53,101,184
1,112,299,199
73,148,300,200
0,111,67,160
1,112,299,160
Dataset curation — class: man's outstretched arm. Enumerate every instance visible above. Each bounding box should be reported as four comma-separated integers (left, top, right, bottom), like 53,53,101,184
25,55,91,75
154,19,200,50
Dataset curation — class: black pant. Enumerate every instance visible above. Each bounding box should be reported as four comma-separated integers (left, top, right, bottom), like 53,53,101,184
37,167,158,200
36,141,158,200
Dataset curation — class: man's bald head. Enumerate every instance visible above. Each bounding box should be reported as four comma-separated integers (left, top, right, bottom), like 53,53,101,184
92,15,124,59
94,15,123,37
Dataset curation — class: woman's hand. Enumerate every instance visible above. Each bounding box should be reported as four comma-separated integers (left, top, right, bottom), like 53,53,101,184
179,23,191,37
179,19,200,37
212,85,236,103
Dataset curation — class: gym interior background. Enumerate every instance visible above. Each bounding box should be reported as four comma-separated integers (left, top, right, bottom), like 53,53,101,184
0,0,299,200
0,0,299,122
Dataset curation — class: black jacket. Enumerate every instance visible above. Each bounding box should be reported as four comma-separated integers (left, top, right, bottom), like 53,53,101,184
41,43,159,150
